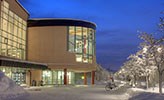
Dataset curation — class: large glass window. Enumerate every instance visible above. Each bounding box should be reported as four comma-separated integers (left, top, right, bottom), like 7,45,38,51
76,54,82,62
68,26,95,63
42,70,53,84
42,70,75,85
0,67,26,85
68,26,75,52
76,40,82,53
0,1,27,60
76,27,82,39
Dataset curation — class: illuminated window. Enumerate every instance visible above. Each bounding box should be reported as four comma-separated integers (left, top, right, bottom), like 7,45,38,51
1,43,7,55
75,40,82,53
4,37,8,44
22,30,26,40
9,11,13,17
8,39,12,45
0,67,26,85
42,70,75,85
3,1,9,8
2,13,8,19
0,1,27,60
68,26,75,52
76,55,82,62
89,56,93,63
68,26,95,63
83,27,87,38
2,19,8,31
76,27,82,39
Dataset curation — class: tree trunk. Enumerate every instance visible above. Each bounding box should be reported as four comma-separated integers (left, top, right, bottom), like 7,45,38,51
146,75,149,89
159,72,162,94
134,75,137,87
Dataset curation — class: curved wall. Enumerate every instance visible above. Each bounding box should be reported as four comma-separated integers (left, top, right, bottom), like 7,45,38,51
27,19,96,72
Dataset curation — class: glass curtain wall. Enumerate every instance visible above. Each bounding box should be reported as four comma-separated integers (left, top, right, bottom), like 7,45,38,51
68,26,95,63
0,1,27,60
0,67,27,85
42,70,75,85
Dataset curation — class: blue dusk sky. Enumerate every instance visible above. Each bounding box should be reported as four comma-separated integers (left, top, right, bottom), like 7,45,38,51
18,0,164,71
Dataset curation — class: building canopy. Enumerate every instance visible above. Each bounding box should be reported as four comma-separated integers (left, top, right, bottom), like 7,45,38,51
0,57,47,70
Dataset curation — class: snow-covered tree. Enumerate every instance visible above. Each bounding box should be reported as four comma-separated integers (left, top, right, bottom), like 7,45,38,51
137,14,164,93
118,55,145,87
96,64,112,81
117,14,164,92
132,49,156,89
118,60,133,80
139,32,164,93
118,46,159,88
127,53,150,87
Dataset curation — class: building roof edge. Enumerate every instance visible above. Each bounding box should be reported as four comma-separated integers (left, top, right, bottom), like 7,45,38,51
28,18,97,29
15,0,30,16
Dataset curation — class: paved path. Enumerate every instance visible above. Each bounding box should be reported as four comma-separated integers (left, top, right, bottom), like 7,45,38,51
24,85,130,100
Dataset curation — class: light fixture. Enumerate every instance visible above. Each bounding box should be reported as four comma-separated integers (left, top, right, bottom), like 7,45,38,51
2,69,5,72
81,76,84,79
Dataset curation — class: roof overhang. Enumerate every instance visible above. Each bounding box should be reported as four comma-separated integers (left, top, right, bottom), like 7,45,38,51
0,57,47,70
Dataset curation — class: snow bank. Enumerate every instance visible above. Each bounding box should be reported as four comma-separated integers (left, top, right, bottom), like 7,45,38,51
128,86,164,100
129,92,164,100
130,87,164,93
0,71,28,100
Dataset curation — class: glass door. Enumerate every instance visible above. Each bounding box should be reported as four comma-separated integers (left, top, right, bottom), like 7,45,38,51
57,71,64,84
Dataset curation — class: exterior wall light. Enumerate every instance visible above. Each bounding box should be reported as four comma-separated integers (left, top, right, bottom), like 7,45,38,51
81,76,84,79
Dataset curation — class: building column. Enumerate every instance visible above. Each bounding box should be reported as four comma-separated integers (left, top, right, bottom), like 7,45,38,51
64,68,67,85
91,71,95,85
84,72,87,85
26,70,31,86
31,70,42,86
26,70,32,86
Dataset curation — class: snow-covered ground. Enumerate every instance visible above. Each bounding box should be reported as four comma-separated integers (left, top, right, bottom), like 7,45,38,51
24,85,130,100
1,72,164,100
131,87,164,93
128,87,164,100
0,71,28,100
129,92,164,100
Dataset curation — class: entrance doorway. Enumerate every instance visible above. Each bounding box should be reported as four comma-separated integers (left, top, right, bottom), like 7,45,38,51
42,70,75,85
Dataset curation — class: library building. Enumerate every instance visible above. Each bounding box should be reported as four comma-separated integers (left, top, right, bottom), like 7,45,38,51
0,0,97,86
